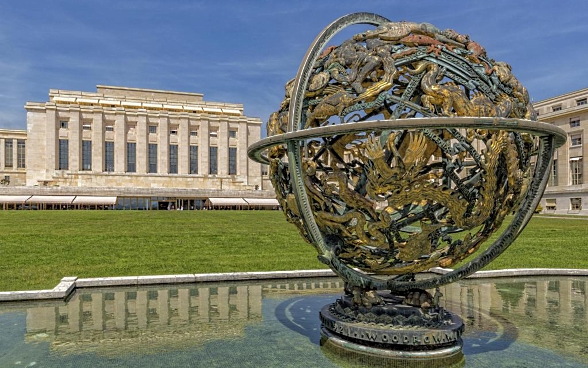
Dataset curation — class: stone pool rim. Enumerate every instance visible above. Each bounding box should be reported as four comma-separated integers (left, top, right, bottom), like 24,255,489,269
1,267,588,302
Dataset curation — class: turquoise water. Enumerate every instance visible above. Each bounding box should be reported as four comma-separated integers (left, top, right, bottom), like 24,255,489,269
0,277,586,367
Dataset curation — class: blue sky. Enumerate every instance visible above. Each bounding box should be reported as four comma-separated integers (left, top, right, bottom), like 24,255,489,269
1,0,587,133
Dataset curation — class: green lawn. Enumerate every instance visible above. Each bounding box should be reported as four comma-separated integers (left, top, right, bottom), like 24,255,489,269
0,211,587,291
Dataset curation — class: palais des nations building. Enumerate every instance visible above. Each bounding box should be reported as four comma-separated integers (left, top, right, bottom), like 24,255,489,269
0,85,275,210
1,84,588,213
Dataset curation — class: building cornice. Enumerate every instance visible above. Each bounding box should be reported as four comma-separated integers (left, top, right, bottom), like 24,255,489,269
537,104,588,121
0,128,27,135
533,87,588,106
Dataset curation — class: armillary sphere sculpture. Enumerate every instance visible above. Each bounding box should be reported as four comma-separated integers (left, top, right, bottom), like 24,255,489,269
248,13,565,366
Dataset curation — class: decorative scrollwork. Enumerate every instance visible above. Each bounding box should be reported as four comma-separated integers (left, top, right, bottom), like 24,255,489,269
249,14,565,292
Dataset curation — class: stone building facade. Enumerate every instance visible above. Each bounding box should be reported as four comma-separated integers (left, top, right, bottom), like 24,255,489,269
534,87,588,214
0,129,27,186
0,86,275,209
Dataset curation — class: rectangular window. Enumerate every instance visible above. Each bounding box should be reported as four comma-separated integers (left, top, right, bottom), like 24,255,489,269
127,142,136,173
229,130,237,138
17,139,25,168
104,141,114,172
82,140,92,170
570,119,581,128
82,123,92,130
549,159,558,186
105,125,114,132
149,144,158,173
571,134,582,147
170,129,178,136
190,130,198,137
209,146,218,174
60,120,68,129
261,164,268,176
210,130,218,138
570,158,582,185
228,147,237,175
58,139,68,170
4,139,13,168
149,125,157,134
552,106,562,112
545,198,556,211
577,98,587,106
571,198,582,211
169,144,178,174
190,145,198,174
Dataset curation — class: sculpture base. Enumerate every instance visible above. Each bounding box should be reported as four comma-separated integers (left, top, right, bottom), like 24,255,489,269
319,293,465,367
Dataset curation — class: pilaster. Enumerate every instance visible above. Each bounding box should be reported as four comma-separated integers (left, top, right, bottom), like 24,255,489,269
178,115,189,174
199,118,210,175
137,111,148,174
238,121,248,180
114,110,126,172
0,138,4,170
92,110,104,172
158,114,169,174
218,119,228,176
69,107,81,172
46,106,57,172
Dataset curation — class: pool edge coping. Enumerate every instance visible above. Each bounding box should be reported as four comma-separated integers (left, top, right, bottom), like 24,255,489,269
2,268,588,302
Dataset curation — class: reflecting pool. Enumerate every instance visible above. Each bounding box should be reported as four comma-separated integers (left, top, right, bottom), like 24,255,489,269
0,276,587,367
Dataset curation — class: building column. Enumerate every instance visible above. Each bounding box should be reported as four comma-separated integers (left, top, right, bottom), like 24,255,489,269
247,119,262,187
0,138,4,170
114,110,126,172
137,112,148,174
178,115,189,174
69,107,81,172
92,110,104,172
218,119,228,176
238,120,248,180
158,114,169,174
12,137,19,171
46,106,57,173
199,118,210,175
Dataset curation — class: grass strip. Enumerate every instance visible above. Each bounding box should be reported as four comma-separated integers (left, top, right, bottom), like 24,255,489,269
0,211,586,291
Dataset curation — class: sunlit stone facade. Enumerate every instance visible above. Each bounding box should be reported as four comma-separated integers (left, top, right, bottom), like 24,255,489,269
534,87,588,214
0,129,27,186
24,85,265,191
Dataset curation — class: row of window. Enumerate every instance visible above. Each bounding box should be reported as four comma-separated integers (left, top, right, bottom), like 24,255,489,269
551,98,587,112
549,159,583,186
60,120,237,138
4,139,26,169
59,139,237,175
545,198,583,211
